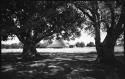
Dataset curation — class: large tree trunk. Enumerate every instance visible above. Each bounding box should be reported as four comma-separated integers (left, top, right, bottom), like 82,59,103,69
96,31,123,67
21,39,40,61
98,33,125,79
93,20,103,63
99,42,115,65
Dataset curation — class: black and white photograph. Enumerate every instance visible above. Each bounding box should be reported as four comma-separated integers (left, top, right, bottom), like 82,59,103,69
1,0,124,79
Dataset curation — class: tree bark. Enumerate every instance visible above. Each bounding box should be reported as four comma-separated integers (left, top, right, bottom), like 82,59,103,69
21,39,40,61
100,40,116,64
94,22,102,63
96,31,123,67
100,33,125,79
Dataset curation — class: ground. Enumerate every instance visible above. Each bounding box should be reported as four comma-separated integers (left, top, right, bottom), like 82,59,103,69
1,51,124,79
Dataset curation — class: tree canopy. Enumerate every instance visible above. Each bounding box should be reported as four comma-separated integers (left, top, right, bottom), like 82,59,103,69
1,1,84,43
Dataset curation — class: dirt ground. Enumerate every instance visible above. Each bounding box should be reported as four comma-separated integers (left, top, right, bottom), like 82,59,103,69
1,52,124,79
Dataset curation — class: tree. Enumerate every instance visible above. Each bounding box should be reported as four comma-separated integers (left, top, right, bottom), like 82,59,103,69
69,45,74,48
86,42,95,47
1,1,83,60
73,0,124,66
76,42,85,47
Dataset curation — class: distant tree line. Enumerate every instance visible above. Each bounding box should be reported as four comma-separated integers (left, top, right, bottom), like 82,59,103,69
1,42,23,48
86,42,95,47
1,41,94,48
69,42,95,48
1,42,47,48
1,41,123,49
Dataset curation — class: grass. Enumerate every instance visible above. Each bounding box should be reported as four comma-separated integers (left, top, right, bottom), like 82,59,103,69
1,52,124,79
1,46,124,53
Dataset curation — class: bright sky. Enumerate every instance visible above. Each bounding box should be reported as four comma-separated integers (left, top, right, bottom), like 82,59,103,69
66,30,106,45
1,30,106,45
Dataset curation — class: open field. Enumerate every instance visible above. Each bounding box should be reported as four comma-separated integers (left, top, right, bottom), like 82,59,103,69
1,46,124,53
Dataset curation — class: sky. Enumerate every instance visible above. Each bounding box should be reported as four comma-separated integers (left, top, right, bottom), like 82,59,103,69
1,30,106,45
66,30,106,45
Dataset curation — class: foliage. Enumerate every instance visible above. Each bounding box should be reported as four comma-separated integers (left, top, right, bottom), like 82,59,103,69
76,42,85,47
69,45,74,48
86,42,95,47
1,1,124,44
116,32,124,46
72,1,124,40
1,1,84,44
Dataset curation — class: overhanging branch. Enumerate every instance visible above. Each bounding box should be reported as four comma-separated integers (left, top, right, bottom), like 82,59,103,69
34,26,55,43
82,11,94,22
34,31,55,44
108,5,115,29
73,3,95,22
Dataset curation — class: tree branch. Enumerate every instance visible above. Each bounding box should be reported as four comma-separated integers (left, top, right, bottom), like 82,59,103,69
34,25,55,43
74,3,95,22
16,34,25,44
114,4,125,35
109,5,115,29
34,30,55,44
82,11,94,22
34,25,64,44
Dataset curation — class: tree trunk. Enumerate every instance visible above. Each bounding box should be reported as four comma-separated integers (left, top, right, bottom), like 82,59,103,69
98,34,125,79
99,43,115,64
93,21,102,63
96,32,123,67
21,39,40,61
95,43,104,63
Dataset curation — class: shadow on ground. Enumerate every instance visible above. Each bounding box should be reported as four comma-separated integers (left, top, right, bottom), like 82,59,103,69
1,52,124,79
